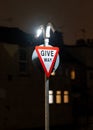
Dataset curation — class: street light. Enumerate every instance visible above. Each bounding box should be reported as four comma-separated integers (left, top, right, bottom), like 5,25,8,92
36,23,55,46
36,25,45,38
36,23,55,130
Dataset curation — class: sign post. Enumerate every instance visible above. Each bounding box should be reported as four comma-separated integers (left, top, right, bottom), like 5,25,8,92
35,45,59,130
45,75,49,130
35,23,59,130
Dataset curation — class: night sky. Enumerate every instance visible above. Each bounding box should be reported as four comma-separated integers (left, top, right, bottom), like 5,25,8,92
0,0,93,45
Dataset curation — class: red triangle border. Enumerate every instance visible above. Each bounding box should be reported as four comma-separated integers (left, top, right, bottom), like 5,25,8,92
35,46,59,77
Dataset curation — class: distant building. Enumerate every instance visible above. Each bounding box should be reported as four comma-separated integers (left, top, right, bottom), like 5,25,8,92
0,27,92,130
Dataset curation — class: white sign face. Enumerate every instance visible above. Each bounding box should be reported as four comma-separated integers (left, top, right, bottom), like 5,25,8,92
35,46,59,77
38,49,56,72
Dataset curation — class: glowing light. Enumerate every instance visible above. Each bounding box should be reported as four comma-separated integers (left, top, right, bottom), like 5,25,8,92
36,28,43,37
71,70,76,80
64,91,69,103
46,25,51,38
36,23,55,39
49,90,53,104
51,70,55,76
56,91,61,104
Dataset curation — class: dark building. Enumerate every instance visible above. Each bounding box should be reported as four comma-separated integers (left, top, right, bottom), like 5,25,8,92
0,27,93,130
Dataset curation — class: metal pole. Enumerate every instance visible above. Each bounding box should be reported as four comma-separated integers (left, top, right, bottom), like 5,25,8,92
36,23,55,130
45,75,49,130
44,24,50,130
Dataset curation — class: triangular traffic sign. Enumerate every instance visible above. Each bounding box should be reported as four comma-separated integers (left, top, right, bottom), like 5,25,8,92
35,46,59,77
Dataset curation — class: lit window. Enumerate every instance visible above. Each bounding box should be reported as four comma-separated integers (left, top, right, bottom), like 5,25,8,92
70,69,75,80
64,91,69,103
49,90,53,104
56,91,61,104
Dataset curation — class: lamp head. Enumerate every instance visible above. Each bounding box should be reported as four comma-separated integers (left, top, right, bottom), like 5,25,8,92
36,25,44,38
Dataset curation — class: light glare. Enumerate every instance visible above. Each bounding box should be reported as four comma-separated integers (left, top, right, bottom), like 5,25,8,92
46,26,51,38
36,28,42,37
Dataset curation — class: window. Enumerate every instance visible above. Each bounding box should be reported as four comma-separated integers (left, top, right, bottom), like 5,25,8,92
49,90,69,104
19,47,27,73
56,91,61,104
70,69,75,80
19,48,27,61
64,91,69,103
49,90,53,104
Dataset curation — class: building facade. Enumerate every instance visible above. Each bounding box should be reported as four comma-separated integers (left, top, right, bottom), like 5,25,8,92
0,41,89,130
0,27,92,130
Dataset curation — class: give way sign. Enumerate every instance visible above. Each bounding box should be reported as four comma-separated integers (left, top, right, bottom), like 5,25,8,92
35,46,59,77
